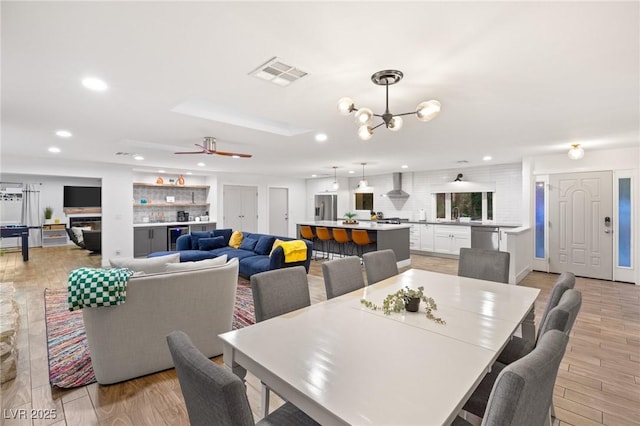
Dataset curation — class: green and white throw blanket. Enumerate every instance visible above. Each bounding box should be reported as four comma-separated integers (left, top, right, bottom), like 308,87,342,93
67,267,134,311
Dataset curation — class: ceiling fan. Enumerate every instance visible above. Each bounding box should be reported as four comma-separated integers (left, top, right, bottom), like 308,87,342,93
174,137,252,158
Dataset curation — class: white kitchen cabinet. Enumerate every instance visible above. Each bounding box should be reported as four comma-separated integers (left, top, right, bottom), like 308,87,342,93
419,223,434,251
409,224,421,250
433,225,470,255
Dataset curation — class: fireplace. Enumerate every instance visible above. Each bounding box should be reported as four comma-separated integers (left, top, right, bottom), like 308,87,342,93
69,216,102,230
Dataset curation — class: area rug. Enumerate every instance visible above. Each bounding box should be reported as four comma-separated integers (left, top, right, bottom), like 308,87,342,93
44,279,256,389
44,288,96,388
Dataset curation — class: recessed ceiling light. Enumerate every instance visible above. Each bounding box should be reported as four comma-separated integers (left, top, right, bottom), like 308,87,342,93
315,133,328,142
82,77,108,91
401,164,408,169
133,155,144,161
48,147,61,153
158,170,166,173
185,172,193,175
311,174,317,178
55,130,72,138
232,155,240,159
348,170,355,174
483,156,492,161
197,162,205,167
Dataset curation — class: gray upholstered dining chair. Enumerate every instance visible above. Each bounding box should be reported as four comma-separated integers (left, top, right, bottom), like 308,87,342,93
453,329,570,426
498,272,576,365
462,290,581,422
166,330,318,426
457,247,510,283
250,266,311,322
362,249,398,285
322,256,365,299
250,266,312,416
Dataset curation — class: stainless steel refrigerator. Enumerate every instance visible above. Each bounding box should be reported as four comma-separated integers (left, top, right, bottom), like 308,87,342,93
314,194,337,221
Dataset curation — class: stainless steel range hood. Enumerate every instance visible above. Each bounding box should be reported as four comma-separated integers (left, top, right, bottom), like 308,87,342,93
386,173,410,198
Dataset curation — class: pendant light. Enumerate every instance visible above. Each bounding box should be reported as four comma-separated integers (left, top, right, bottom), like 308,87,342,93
332,166,340,190
358,163,368,188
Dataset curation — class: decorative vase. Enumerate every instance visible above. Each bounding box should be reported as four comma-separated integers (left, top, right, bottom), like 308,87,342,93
156,176,164,184
405,297,421,312
177,175,185,186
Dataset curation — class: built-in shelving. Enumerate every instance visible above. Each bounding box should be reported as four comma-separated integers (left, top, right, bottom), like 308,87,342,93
42,224,68,247
133,182,209,189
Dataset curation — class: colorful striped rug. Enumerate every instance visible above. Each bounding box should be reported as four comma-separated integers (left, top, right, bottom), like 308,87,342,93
44,279,256,388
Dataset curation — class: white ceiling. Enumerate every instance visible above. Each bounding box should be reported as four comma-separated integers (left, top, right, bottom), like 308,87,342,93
2,1,638,179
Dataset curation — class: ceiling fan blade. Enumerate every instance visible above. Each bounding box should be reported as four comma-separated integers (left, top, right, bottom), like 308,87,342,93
214,150,253,158
174,151,206,154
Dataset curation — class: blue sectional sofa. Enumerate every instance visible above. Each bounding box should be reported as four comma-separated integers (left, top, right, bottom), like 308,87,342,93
148,228,312,277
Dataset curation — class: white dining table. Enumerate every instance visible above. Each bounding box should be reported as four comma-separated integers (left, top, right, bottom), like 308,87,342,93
219,269,540,425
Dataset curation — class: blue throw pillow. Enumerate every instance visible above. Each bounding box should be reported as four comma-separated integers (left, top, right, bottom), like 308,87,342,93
212,229,233,246
190,231,212,250
254,235,276,255
198,236,226,251
239,237,258,251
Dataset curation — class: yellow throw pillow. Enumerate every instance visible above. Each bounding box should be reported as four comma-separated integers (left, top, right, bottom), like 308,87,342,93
229,231,243,248
269,238,285,257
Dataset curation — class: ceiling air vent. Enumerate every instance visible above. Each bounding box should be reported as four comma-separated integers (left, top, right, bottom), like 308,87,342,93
249,57,308,87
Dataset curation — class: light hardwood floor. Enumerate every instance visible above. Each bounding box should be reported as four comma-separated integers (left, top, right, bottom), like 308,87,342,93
1,245,638,425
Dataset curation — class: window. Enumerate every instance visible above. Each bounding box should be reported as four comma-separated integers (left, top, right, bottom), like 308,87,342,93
534,182,545,259
618,178,631,267
355,193,373,211
435,192,493,221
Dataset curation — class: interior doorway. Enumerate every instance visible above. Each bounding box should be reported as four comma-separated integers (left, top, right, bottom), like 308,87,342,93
549,171,613,280
268,187,289,237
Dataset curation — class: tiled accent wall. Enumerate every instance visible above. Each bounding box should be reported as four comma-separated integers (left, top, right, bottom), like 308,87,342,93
354,163,522,224
133,185,209,223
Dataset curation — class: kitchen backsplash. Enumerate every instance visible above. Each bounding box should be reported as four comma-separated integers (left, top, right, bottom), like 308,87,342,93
352,163,522,224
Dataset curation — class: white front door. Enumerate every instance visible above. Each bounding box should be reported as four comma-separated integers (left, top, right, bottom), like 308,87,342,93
268,187,288,237
549,171,613,280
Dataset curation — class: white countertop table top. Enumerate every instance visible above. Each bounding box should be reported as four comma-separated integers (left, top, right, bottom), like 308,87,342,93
297,220,411,230
219,269,539,425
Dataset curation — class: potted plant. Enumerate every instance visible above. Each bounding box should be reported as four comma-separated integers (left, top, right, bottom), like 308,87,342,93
361,286,446,324
343,212,358,224
44,206,54,224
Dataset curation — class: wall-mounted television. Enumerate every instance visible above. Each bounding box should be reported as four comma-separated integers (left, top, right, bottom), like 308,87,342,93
63,186,101,208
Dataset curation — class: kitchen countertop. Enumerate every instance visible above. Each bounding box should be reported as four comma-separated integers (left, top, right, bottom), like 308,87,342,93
356,219,520,227
133,221,216,228
298,220,411,231
408,220,521,228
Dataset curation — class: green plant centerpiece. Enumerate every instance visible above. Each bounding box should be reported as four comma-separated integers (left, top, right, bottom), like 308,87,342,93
343,211,358,224
44,206,53,221
361,286,445,324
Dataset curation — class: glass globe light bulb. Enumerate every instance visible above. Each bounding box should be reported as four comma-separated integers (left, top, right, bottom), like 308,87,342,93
332,181,340,190
416,100,441,122
357,125,373,141
568,144,584,160
355,107,373,125
337,97,354,115
388,116,403,131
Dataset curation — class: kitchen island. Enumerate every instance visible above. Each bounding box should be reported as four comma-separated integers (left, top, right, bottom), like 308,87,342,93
297,220,411,267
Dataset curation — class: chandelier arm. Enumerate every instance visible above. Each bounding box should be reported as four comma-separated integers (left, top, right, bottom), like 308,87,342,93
370,122,386,131
393,111,418,117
